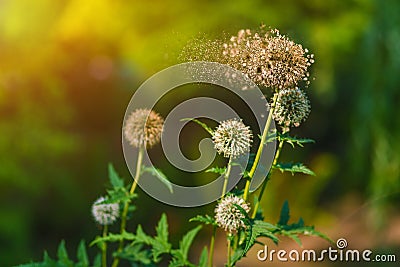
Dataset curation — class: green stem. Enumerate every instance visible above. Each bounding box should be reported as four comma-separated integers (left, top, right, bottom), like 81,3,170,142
112,147,144,267
221,157,233,197
208,226,216,267
251,138,284,219
227,235,232,267
243,93,278,201
102,225,108,267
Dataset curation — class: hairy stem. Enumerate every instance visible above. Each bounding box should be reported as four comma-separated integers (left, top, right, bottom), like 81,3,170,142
208,226,216,267
243,93,278,201
221,157,233,197
102,225,108,267
251,138,284,219
112,147,144,267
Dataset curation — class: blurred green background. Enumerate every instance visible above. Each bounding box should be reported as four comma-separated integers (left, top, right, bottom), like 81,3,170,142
1,0,400,266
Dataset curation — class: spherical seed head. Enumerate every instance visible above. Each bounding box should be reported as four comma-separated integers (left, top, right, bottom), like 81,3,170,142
214,195,250,233
92,197,120,225
272,87,311,132
124,109,164,148
213,119,253,158
223,28,314,90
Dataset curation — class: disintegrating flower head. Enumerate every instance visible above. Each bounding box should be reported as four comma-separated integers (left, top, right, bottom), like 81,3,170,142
124,109,164,148
272,87,311,132
92,197,120,225
213,119,253,158
223,27,314,90
215,195,250,233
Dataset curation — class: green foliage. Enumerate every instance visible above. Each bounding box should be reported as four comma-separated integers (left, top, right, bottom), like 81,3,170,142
273,162,316,176
230,201,330,265
190,215,217,226
105,164,135,204
263,131,314,148
152,213,172,261
142,166,174,193
197,247,208,267
169,225,202,267
180,118,214,135
275,201,332,246
90,231,135,246
277,200,290,226
108,164,124,189
90,213,201,266
16,240,99,267
277,132,315,148
243,220,279,254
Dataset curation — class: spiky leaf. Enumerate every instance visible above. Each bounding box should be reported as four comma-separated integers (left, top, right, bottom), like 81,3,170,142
90,231,135,246
189,215,217,226
57,240,72,265
108,163,124,188
277,132,315,148
243,220,279,255
152,213,171,261
170,225,202,267
116,243,153,265
278,200,290,226
198,247,208,267
76,240,89,267
274,162,315,176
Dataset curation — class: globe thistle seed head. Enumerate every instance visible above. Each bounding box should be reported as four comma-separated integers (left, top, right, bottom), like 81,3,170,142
223,28,314,90
92,197,120,225
272,87,311,132
124,109,164,148
213,119,253,158
215,195,250,233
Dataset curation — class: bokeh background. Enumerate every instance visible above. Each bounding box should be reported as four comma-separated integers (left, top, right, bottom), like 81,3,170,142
1,0,400,266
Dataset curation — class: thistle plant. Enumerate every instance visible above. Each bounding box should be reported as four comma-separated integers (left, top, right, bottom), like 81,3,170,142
18,26,330,267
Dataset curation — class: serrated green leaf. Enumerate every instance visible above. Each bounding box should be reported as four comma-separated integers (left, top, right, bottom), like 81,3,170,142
134,225,153,245
93,254,101,267
278,200,290,226
277,132,315,148
274,162,316,176
152,213,171,261
189,215,217,226
57,240,72,265
90,231,135,246
156,214,169,243
205,166,226,175
243,220,279,256
179,225,202,261
170,225,202,267
76,240,89,267
142,167,173,193
180,118,214,135
259,131,278,144
198,247,208,267
43,251,53,264
108,163,124,188
116,243,152,265
231,247,245,266
106,187,134,204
